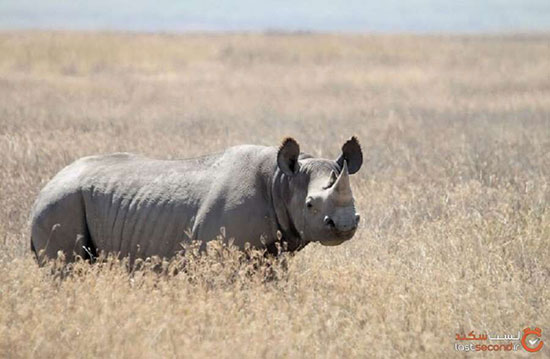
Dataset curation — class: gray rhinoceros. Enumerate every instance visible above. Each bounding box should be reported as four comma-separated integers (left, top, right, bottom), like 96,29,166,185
30,137,363,264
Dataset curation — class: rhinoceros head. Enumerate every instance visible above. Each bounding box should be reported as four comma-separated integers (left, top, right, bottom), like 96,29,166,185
276,137,362,247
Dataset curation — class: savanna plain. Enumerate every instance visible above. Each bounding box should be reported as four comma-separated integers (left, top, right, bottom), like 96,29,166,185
0,32,549,358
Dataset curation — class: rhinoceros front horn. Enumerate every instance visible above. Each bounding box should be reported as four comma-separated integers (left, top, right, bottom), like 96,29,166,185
332,160,352,201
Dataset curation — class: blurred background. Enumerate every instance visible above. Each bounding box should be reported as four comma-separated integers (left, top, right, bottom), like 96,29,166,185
1,0,549,33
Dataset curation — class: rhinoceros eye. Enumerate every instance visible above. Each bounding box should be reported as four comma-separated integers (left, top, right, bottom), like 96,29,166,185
306,197,313,208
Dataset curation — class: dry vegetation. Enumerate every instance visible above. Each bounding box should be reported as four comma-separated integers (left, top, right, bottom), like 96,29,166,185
0,32,549,358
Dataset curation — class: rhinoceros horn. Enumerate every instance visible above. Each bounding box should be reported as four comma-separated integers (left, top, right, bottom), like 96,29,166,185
331,160,353,203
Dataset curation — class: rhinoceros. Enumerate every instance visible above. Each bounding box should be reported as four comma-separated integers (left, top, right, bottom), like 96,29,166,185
30,137,363,264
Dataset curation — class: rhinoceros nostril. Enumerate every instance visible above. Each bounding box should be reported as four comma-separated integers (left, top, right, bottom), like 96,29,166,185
324,216,335,228
355,213,361,224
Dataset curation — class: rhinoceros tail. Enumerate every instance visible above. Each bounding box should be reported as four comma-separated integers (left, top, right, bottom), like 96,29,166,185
80,223,97,262
31,237,36,257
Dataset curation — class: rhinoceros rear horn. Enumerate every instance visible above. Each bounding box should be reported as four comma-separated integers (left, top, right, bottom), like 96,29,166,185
336,136,363,174
277,137,300,176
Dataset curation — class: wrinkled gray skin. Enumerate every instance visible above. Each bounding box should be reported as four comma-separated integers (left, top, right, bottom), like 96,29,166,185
30,137,363,265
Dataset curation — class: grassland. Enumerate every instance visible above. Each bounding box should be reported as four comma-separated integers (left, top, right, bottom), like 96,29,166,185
0,32,549,358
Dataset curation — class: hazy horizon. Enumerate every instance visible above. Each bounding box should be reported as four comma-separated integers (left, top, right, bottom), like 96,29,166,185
1,0,550,33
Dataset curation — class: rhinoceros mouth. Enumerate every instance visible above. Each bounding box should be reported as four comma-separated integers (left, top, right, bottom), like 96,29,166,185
320,239,347,246
335,227,357,239
318,228,356,246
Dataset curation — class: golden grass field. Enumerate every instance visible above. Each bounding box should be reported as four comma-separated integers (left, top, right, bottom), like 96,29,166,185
0,32,549,358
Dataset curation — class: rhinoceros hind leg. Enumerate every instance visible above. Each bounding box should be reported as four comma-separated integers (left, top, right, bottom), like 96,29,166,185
31,191,93,266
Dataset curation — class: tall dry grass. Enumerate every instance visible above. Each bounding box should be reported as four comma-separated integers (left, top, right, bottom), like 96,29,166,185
0,31,549,358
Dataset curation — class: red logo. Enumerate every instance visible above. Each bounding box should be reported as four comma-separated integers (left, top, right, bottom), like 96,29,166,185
521,327,544,353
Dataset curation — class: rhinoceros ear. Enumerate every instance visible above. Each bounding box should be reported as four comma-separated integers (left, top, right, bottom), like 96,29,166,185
336,136,363,174
277,137,300,176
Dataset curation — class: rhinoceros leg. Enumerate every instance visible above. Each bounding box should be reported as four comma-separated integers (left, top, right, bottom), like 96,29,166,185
31,191,95,265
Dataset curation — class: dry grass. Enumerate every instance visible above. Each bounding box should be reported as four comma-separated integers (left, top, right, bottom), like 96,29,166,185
0,31,549,358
